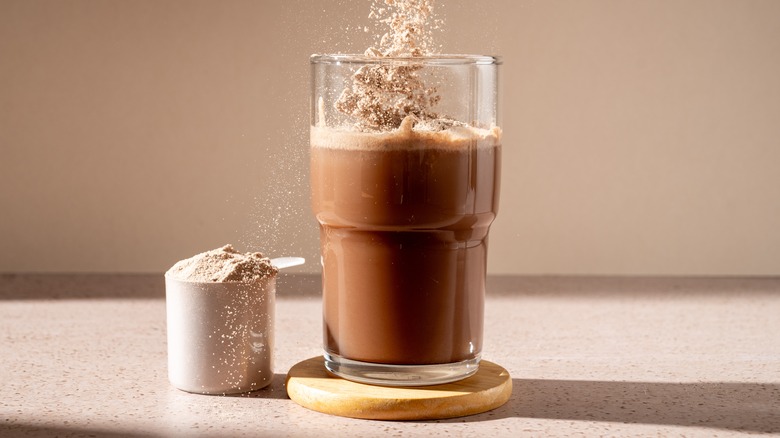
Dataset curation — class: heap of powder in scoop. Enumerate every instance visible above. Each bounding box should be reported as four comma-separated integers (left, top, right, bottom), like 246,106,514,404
166,244,278,283
335,0,445,131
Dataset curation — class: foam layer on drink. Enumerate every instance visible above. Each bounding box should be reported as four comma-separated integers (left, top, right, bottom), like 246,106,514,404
312,115,501,151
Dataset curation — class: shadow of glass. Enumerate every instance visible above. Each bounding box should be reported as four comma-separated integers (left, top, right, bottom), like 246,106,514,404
432,378,780,433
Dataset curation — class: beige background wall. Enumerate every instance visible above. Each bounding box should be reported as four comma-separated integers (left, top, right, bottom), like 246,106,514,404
1,0,779,275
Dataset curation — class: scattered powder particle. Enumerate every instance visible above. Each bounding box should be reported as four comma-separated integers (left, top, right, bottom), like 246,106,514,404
165,244,278,283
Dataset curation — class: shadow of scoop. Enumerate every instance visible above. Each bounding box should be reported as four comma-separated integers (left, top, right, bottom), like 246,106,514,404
450,378,780,433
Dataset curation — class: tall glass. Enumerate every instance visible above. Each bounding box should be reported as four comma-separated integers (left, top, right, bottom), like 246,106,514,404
310,55,501,386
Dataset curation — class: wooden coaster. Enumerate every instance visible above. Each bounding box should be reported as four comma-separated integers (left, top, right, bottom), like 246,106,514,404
285,357,512,420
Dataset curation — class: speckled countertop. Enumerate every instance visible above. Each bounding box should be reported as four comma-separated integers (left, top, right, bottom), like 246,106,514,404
1,274,778,437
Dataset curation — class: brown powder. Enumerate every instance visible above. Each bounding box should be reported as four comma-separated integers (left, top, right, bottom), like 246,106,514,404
335,0,444,131
165,244,278,283
369,0,440,57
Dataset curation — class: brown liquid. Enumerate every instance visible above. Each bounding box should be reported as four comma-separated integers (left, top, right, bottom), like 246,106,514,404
311,136,500,365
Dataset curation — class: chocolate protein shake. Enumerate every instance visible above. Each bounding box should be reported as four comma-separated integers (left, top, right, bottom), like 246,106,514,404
310,0,501,386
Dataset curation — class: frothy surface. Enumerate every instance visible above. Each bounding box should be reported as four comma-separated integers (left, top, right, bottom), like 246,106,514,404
312,116,501,151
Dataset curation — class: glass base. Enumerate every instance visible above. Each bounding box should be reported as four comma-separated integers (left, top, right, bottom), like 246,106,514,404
323,352,480,387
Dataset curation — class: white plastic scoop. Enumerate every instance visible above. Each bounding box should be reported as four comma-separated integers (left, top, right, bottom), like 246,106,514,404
271,257,305,270
166,254,304,395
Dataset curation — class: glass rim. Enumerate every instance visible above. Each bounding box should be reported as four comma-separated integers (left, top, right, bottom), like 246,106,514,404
310,54,502,66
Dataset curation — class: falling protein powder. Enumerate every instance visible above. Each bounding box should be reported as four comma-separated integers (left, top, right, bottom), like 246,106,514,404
369,0,440,57
165,244,278,283
335,0,452,131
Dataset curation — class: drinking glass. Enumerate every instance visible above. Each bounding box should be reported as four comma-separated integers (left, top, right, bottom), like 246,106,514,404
310,54,501,386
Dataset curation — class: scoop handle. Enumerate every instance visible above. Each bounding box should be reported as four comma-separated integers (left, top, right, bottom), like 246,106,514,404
271,257,305,270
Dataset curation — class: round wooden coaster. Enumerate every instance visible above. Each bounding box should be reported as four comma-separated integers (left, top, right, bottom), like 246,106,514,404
285,357,512,420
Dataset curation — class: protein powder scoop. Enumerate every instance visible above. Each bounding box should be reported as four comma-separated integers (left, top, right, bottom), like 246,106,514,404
164,245,304,394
